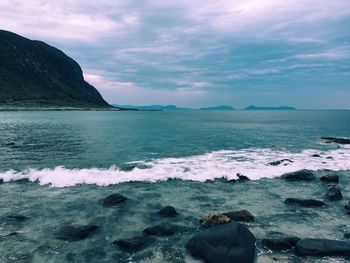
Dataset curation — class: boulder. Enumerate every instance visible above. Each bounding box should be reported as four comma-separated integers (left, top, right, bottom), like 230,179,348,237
295,238,350,256
102,193,128,207
262,236,300,251
284,198,325,207
113,236,155,252
223,210,254,222
158,206,178,217
143,224,176,236
237,174,250,181
321,137,350,145
311,154,321,158
269,159,293,166
281,170,316,181
326,186,343,201
186,222,256,263
55,224,98,241
199,212,231,228
320,175,339,184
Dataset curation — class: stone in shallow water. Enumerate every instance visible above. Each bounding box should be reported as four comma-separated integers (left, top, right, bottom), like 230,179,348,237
320,174,339,183
326,186,343,201
186,222,256,263
143,224,176,236
262,236,300,251
55,224,98,241
113,236,156,252
224,210,254,222
158,206,178,217
199,212,231,228
284,198,325,207
295,238,350,256
281,170,316,181
102,193,128,207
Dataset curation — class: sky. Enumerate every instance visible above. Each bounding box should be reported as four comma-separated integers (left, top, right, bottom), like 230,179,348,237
1,0,350,109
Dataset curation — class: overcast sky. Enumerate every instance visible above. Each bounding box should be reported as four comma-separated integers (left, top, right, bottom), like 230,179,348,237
1,0,350,108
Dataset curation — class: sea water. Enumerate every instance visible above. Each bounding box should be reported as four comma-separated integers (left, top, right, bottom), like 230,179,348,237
0,110,349,262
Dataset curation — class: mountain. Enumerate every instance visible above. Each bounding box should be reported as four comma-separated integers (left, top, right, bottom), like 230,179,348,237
245,105,296,110
113,105,190,110
0,29,110,108
200,105,235,110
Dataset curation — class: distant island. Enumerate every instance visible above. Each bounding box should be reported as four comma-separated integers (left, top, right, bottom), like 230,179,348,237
113,105,190,111
0,29,110,109
200,105,235,110
245,105,296,110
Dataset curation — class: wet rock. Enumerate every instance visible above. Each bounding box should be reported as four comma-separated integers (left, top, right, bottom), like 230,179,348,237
321,137,350,145
56,224,98,241
344,233,350,239
326,186,343,201
102,193,128,207
320,174,339,184
113,235,156,252
186,222,256,263
143,224,176,236
269,159,293,166
311,154,321,157
262,236,300,251
295,238,350,256
223,210,254,222
6,214,30,221
199,212,231,228
281,170,316,181
237,173,250,181
158,206,178,217
284,198,325,207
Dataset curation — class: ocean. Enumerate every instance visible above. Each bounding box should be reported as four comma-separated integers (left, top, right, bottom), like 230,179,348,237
0,110,350,262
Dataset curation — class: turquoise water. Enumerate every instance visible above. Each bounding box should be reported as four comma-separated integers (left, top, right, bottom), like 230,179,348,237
0,110,350,262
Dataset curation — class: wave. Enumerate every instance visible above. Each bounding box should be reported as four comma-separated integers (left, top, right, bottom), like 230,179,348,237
1,146,350,187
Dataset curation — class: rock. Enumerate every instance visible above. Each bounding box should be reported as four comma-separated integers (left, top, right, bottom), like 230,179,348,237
199,212,231,228
321,137,350,145
344,233,350,239
281,170,316,181
269,159,293,166
311,154,321,157
344,202,350,213
186,222,256,263
326,186,343,201
158,206,178,217
223,210,254,222
284,198,325,207
295,238,350,256
102,193,128,207
237,173,250,181
4,253,33,263
320,174,339,183
55,224,98,241
143,224,176,236
113,236,156,252
6,214,30,221
262,236,300,251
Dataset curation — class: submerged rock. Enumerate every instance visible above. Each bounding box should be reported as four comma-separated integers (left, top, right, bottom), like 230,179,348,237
262,236,300,251
321,137,350,145
158,206,178,217
102,193,128,207
269,159,293,166
113,236,155,252
284,198,325,207
56,224,98,241
320,174,339,184
223,210,254,222
143,224,176,236
344,233,350,239
326,186,343,201
295,238,350,256
186,222,256,263
281,170,316,181
6,214,30,221
200,212,231,228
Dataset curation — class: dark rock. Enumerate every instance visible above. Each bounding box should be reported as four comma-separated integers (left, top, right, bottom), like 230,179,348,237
186,222,256,263
223,210,254,222
56,224,98,241
281,170,316,181
320,174,339,183
143,224,176,236
344,233,350,239
326,186,343,201
262,236,300,251
295,238,350,256
269,159,293,166
321,137,350,145
199,212,231,228
158,206,178,217
113,236,156,252
284,198,325,207
344,202,350,212
237,173,250,181
311,154,321,157
326,156,334,159
102,193,128,207
6,214,30,221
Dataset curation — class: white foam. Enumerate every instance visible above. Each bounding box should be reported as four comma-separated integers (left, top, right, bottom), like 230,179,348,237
1,147,350,187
